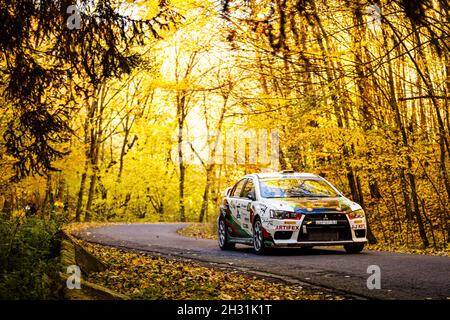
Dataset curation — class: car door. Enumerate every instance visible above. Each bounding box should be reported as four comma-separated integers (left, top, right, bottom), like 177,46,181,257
227,179,247,237
237,178,255,237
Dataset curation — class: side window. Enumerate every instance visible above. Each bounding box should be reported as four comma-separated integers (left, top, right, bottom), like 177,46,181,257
241,179,254,199
231,179,246,197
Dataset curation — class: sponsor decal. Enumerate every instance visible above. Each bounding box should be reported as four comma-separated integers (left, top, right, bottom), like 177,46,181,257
284,221,297,225
351,219,365,230
275,225,300,231
260,204,267,213
225,214,252,238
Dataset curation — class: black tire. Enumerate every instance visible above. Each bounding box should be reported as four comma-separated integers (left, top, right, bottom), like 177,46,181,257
344,243,365,254
218,218,235,250
253,218,267,255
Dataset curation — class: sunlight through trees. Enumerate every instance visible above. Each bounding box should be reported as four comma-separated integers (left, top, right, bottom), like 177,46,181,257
1,0,449,250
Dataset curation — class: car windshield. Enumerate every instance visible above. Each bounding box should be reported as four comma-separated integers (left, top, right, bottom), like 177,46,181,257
259,178,340,198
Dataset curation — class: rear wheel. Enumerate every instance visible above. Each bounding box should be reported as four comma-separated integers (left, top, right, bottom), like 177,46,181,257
253,218,267,255
344,243,365,254
218,218,235,250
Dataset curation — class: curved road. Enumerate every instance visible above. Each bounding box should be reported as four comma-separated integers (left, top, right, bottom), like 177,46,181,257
75,223,450,300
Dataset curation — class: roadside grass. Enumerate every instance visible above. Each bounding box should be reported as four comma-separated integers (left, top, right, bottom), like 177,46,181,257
178,223,450,257
0,215,64,299
80,240,345,300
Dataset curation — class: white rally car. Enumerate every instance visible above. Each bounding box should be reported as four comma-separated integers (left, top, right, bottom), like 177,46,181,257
217,171,367,254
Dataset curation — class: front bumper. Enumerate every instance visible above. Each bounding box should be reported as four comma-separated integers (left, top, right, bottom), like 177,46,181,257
262,213,367,247
268,240,367,248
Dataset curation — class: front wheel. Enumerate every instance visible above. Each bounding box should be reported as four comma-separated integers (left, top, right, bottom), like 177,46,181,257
344,243,365,254
253,218,267,255
218,218,235,250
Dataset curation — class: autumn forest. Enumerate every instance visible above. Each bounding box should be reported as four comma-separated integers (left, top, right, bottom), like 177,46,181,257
1,0,449,263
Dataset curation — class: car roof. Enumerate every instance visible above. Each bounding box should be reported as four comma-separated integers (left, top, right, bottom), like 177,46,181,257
244,171,321,180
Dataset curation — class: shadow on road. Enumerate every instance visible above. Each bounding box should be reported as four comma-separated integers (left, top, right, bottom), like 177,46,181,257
231,246,363,257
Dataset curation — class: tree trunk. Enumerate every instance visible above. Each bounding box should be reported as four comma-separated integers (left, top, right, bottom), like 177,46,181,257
118,117,130,180
199,166,213,223
75,113,91,222
158,204,164,222
42,174,53,214
356,176,377,244
75,165,87,222
85,173,97,221
407,164,429,247
382,24,429,247
178,110,186,222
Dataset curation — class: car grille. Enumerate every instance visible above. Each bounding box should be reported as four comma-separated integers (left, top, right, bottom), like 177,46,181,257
298,213,351,241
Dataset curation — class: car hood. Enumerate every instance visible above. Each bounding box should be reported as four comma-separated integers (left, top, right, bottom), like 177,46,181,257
263,197,361,214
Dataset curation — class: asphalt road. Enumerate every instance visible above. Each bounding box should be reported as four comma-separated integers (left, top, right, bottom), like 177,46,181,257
75,223,450,300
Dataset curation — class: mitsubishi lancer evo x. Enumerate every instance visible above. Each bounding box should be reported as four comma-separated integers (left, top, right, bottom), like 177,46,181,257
217,171,367,254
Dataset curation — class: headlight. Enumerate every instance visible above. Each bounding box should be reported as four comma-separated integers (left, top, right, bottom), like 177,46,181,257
348,209,365,219
270,210,297,219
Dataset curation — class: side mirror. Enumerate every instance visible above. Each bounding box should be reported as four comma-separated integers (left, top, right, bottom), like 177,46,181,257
248,191,256,201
